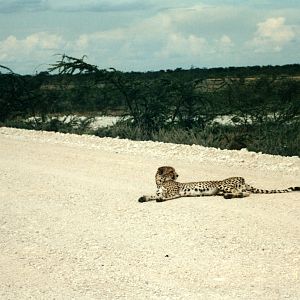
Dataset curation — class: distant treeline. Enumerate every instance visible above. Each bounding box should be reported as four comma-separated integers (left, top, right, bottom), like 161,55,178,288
0,56,299,156
1,58,300,119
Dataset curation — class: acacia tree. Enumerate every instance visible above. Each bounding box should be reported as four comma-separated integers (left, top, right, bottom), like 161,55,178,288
274,79,300,123
0,66,29,122
48,55,215,132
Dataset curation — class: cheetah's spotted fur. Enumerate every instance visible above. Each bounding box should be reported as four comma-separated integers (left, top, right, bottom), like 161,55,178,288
138,166,300,202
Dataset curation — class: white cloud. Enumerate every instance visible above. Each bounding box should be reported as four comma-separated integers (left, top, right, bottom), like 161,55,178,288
72,8,212,64
0,5,238,72
157,33,208,58
219,35,232,46
247,17,296,52
75,29,126,49
0,32,64,54
1,3,299,73
25,32,64,49
214,34,234,53
0,32,65,72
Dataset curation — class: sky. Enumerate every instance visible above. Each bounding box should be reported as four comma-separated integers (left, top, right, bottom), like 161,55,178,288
0,0,299,74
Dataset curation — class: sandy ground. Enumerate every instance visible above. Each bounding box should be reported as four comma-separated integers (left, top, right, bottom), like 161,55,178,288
0,127,299,300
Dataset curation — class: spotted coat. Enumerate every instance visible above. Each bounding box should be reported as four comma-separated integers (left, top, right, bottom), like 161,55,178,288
138,166,300,202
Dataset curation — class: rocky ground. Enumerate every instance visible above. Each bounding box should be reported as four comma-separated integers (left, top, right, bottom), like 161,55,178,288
0,127,299,299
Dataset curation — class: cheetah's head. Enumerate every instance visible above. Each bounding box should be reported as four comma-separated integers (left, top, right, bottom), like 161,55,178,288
156,166,179,183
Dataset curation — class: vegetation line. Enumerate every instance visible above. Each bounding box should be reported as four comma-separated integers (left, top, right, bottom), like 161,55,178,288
1,56,299,156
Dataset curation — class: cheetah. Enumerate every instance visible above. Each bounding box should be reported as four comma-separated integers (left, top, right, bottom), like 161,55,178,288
138,166,300,202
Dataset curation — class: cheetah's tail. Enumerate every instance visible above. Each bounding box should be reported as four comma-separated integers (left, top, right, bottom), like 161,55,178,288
247,185,300,194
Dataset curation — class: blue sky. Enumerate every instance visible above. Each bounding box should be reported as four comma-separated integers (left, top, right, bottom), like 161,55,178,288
0,0,299,74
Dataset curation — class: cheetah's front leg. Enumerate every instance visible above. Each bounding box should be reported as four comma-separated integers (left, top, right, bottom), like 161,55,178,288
138,195,159,202
138,187,180,203
138,187,164,202
138,195,181,202
155,195,181,202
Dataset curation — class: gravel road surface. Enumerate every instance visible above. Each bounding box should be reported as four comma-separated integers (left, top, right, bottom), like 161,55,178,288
0,127,299,299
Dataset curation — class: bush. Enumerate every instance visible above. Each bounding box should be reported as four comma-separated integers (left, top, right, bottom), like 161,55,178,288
3,115,94,134
92,120,300,156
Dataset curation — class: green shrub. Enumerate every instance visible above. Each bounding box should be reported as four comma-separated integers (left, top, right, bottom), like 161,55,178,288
92,120,300,156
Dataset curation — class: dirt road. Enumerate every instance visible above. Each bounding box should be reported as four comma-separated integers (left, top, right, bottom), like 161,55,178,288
0,127,299,299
